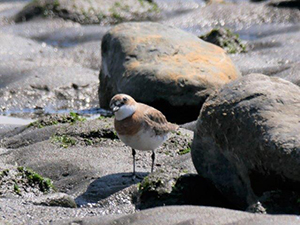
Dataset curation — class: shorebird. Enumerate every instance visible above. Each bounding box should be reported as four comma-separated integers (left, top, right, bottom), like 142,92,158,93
110,94,178,178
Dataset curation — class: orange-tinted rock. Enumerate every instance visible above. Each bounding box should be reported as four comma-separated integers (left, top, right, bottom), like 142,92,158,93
99,22,241,123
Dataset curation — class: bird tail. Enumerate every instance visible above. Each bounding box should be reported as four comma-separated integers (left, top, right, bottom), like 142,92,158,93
178,120,197,132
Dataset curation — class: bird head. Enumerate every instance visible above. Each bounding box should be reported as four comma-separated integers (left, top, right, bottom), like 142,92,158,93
109,94,137,120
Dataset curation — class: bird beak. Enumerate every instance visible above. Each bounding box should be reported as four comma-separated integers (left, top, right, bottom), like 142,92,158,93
112,106,119,112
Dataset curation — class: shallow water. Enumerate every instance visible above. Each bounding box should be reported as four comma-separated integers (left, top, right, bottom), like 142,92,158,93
0,115,33,125
1,107,113,119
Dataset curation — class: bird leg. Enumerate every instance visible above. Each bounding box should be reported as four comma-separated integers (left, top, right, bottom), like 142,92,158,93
132,148,136,176
151,150,155,173
123,148,143,180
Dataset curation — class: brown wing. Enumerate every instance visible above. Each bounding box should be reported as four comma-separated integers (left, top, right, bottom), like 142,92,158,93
139,104,179,135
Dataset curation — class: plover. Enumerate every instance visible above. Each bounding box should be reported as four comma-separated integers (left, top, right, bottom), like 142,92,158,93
110,94,178,177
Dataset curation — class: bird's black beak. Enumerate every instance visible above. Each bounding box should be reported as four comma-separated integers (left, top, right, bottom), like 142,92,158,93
112,106,120,112
110,101,121,113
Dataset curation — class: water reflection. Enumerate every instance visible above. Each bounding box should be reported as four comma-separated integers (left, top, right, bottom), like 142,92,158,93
0,107,113,123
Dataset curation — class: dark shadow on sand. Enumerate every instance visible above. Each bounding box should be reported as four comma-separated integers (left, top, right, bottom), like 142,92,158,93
75,172,148,206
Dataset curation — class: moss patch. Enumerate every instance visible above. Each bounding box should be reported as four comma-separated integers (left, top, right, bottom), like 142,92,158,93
51,134,77,148
0,169,9,177
13,183,21,195
79,128,119,141
42,116,118,148
68,112,86,123
178,146,191,155
137,172,190,209
51,126,118,148
200,28,247,54
138,171,177,197
136,173,233,210
28,112,86,128
17,167,55,193
0,167,55,197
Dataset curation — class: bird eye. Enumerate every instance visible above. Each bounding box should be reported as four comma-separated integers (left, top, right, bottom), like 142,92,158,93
123,97,127,102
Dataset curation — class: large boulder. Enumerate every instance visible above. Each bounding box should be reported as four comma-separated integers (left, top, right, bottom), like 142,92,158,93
191,73,300,210
99,22,241,123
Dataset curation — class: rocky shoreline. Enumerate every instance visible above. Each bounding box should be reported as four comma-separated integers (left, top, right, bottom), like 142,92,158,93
0,0,300,224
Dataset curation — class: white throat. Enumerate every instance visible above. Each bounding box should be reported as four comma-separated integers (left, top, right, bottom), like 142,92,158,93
115,104,136,121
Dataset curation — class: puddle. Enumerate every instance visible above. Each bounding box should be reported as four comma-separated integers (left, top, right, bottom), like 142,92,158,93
0,115,34,125
33,25,110,48
0,108,113,132
0,107,113,124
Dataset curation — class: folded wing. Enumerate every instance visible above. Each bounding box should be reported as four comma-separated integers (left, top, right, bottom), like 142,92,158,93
141,104,179,135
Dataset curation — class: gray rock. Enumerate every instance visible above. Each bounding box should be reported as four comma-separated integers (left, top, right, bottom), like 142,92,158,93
259,190,300,214
0,117,122,193
0,114,194,200
99,22,240,123
52,205,300,225
136,171,233,210
0,114,197,224
191,73,300,210
14,0,160,25
32,192,77,208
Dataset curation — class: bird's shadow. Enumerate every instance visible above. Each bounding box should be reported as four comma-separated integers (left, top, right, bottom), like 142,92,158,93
75,172,148,206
